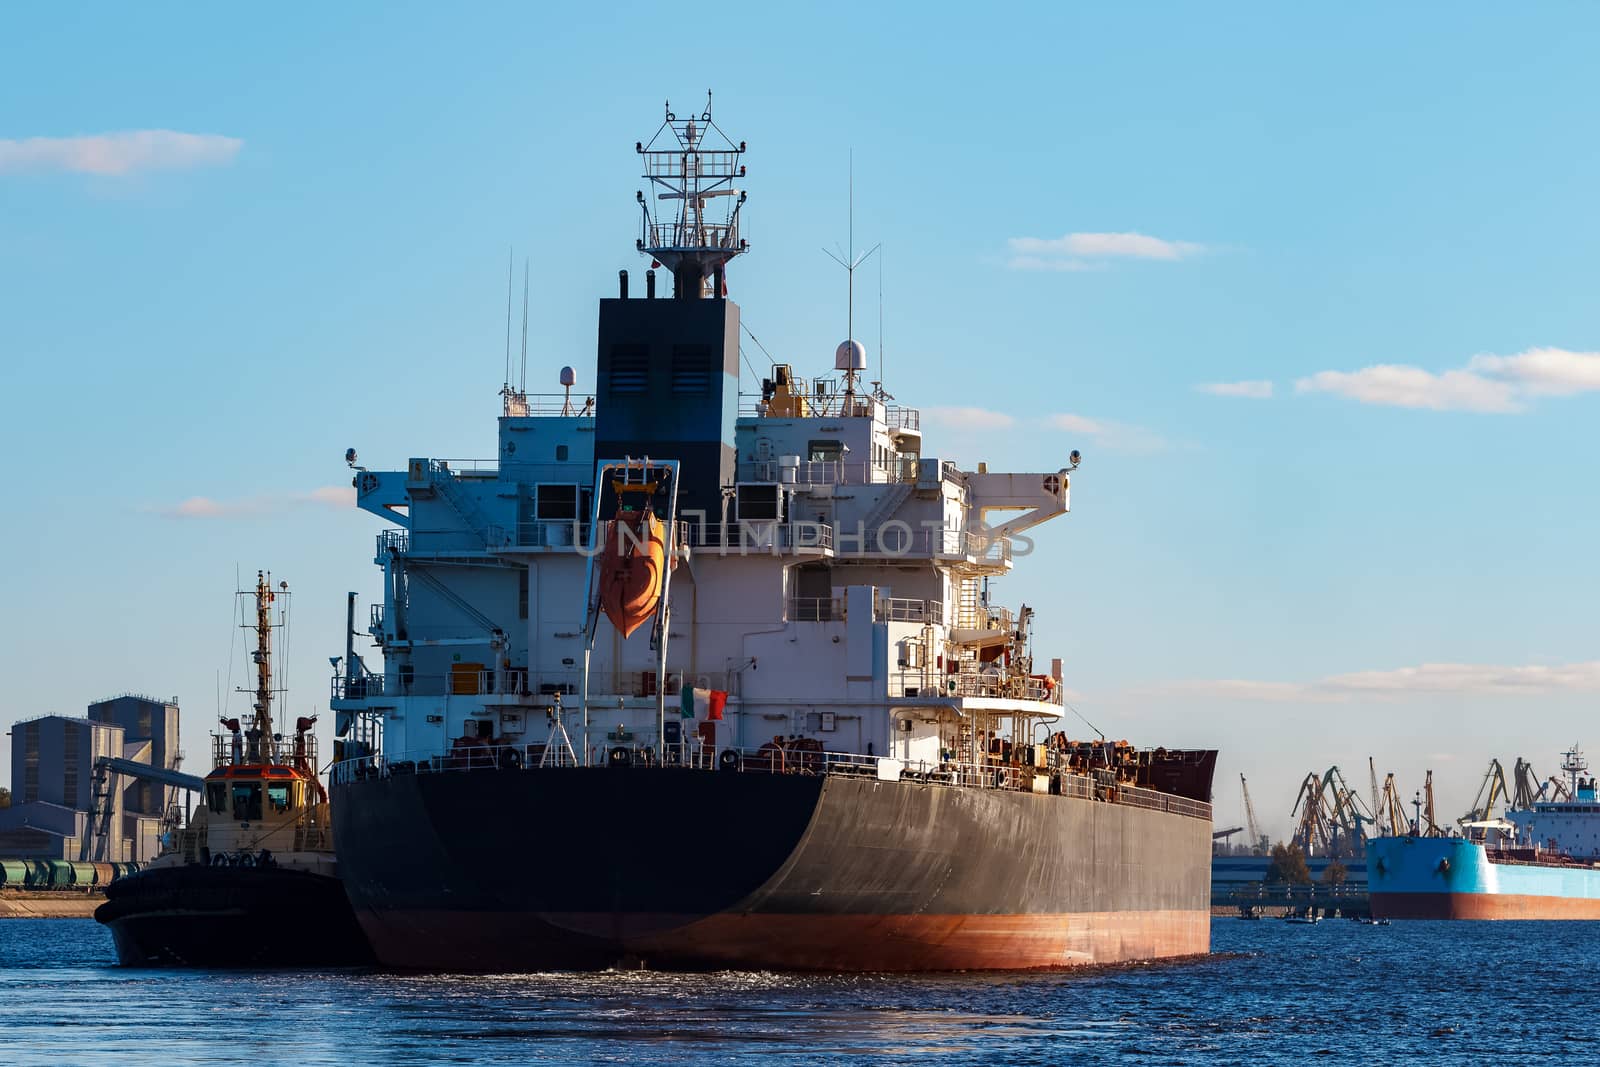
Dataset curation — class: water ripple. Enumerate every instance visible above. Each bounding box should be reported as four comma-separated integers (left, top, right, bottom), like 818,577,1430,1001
0,919,1591,1065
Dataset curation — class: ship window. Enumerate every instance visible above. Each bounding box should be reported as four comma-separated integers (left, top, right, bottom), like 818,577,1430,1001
266,782,291,814
671,345,713,394
736,484,781,522
556,444,569,462
608,346,649,395
230,782,263,822
206,782,227,813
808,440,842,462
537,484,579,520
518,569,529,620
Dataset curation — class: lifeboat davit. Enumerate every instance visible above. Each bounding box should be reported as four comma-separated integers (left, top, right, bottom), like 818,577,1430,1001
599,510,665,638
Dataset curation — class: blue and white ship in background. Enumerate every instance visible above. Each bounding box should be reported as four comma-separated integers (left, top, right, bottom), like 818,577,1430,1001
1369,746,1600,919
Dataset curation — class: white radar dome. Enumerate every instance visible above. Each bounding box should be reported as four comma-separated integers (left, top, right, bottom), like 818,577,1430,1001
835,340,867,372
559,366,577,387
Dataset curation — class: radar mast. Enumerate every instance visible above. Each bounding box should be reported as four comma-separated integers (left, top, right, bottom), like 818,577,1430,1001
635,92,748,299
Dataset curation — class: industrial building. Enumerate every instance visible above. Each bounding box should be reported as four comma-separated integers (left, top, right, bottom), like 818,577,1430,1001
0,695,184,862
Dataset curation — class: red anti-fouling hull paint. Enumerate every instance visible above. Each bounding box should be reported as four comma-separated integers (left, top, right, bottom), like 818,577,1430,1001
357,909,1208,972
333,765,1215,972
1372,892,1600,921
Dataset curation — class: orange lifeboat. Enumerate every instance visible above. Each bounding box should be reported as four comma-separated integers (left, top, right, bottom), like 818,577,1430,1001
599,508,665,638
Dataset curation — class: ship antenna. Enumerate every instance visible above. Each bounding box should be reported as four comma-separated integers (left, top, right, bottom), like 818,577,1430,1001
519,259,529,394
503,247,513,390
822,150,878,399
877,244,884,392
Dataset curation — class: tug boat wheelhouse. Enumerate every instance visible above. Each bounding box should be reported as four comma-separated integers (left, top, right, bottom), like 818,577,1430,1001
96,574,371,966
327,99,1217,972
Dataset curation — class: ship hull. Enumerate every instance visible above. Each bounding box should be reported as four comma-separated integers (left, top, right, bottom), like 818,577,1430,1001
332,766,1211,971
1368,836,1600,920
94,863,374,967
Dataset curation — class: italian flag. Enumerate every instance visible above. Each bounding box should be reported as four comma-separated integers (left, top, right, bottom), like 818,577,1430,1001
679,685,728,721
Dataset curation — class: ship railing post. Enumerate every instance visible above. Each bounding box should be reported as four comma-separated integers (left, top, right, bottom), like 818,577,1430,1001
581,648,592,767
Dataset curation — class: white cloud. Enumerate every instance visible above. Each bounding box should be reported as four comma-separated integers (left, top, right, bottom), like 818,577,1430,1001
920,408,1168,454
1197,380,1273,399
1047,413,1168,455
1295,347,1600,413
1466,347,1600,397
1295,365,1520,413
1006,231,1202,271
923,406,1018,430
305,485,357,508
1158,661,1600,702
0,130,242,176
153,485,353,519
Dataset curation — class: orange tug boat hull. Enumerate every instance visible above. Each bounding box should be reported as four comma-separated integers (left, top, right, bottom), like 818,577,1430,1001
599,511,665,638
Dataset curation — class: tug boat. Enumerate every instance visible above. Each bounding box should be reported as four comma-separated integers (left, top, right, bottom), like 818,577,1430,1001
95,574,371,966
326,98,1217,972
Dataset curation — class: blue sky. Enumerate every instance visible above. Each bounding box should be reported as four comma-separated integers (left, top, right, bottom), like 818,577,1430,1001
4,3,1599,839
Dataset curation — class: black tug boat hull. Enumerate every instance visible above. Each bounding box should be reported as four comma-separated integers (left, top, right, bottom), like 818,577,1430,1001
95,864,373,967
332,765,1213,972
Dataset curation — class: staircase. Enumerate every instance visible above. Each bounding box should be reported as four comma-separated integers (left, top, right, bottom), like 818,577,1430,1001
955,577,981,630
432,468,504,548
80,760,116,862
860,483,912,552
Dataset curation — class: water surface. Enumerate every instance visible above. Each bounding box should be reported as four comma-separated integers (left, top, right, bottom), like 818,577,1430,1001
0,919,1582,1064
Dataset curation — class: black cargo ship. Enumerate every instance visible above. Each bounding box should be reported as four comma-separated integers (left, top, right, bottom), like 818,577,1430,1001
327,98,1218,972
334,749,1214,971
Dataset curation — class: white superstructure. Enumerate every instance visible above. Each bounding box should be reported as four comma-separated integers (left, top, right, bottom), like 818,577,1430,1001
1507,747,1600,858
331,99,1082,781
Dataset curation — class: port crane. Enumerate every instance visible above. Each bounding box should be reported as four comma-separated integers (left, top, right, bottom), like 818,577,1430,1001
1242,774,1267,853
1414,770,1442,836
1513,757,1569,807
1459,758,1515,841
79,756,204,863
1291,766,1374,858
1369,757,1381,825
1377,772,1411,837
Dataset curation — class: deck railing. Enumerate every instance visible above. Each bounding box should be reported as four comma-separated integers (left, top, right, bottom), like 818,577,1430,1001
888,670,1064,705
331,668,736,702
330,743,1212,823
